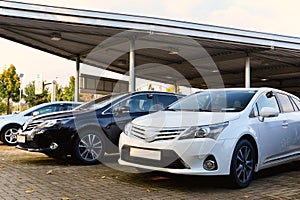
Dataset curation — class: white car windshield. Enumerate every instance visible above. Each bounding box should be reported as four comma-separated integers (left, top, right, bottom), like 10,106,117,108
75,93,127,111
168,90,257,112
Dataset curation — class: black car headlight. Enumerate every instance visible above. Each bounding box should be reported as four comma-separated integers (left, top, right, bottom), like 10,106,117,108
179,122,229,140
37,117,75,129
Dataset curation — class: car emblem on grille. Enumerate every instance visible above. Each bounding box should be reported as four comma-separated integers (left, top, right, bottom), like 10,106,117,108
144,131,156,142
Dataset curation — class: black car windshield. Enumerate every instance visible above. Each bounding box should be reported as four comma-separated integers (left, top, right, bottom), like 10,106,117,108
75,93,128,111
168,90,257,112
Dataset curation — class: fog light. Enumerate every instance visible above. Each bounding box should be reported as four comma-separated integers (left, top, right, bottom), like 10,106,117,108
203,155,218,171
50,142,58,150
204,160,216,170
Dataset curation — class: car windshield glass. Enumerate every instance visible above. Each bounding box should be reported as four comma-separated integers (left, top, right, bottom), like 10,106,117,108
75,93,127,111
168,90,257,112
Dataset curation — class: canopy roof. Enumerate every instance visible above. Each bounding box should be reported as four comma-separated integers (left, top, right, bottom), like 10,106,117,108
1,1,300,95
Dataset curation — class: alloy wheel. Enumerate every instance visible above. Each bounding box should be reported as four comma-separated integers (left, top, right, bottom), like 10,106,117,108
4,128,19,145
78,133,103,162
235,145,254,184
229,139,255,188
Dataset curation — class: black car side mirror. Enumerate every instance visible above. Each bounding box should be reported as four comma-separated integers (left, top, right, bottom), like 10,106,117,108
113,106,129,117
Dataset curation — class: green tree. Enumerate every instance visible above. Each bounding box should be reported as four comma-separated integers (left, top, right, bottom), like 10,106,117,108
0,99,7,114
56,85,64,101
23,81,50,107
62,76,75,101
0,64,20,114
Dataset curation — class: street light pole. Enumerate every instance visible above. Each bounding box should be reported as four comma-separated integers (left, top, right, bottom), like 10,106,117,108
19,73,24,112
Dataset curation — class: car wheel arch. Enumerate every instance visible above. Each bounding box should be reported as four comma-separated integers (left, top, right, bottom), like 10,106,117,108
235,134,259,170
0,123,22,133
76,124,107,137
72,124,110,146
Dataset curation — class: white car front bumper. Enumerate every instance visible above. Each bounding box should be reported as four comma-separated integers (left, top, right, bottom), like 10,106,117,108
118,132,236,175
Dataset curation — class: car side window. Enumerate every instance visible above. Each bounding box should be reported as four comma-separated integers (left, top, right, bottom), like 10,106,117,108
256,92,280,116
113,94,154,113
291,97,300,111
250,105,259,117
64,104,75,111
35,105,60,115
276,93,294,112
156,94,179,108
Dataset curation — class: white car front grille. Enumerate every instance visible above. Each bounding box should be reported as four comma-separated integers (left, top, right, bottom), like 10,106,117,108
131,125,184,142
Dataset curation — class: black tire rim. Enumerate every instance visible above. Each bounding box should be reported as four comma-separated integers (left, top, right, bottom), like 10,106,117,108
4,128,18,144
78,133,103,162
235,145,254,184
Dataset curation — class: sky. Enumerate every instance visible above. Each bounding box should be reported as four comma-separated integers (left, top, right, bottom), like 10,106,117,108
1,0,300,88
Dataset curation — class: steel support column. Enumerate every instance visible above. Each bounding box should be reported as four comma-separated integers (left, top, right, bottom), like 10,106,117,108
129,39,135,92
245,56,251,88
174,81,177,93
75,55,80,102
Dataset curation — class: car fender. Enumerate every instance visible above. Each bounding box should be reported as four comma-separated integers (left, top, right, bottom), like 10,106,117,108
0,114,28,131
221,120,259,173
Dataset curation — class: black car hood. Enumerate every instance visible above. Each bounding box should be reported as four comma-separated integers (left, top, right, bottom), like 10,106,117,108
31,109,96,122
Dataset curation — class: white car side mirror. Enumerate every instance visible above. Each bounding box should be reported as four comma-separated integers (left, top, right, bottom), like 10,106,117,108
260,107,279,118
33,111,40,117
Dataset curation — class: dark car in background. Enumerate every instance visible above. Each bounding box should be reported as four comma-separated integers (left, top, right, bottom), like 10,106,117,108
17,91,184,164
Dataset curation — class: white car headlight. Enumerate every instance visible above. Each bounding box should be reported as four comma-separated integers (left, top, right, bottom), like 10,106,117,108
37,117,74,128
124,122,132,136
179,122,229,140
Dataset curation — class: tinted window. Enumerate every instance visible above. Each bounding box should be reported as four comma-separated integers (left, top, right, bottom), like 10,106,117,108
156,95,179,108
276,93,294,112
256,93,280,115
36,105,60,115
113,94,154,113
65,104,78,110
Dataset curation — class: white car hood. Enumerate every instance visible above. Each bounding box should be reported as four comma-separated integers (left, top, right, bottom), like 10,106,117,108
133,111,240,128
0,114,13,120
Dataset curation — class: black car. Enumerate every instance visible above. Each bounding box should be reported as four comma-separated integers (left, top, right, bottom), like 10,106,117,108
17,91,183,164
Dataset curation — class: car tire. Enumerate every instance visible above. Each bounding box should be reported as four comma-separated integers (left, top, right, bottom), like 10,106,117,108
71,128,106,165
1,125,21,146
229,139,255,188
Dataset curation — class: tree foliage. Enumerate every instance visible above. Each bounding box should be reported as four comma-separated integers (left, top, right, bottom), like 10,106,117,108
0,99,7,114
0,64,20,114
62,76,75,101
23,81,50,107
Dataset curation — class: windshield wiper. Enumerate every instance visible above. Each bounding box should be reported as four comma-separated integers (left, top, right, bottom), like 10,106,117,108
165,107,177,111
199,108,212,112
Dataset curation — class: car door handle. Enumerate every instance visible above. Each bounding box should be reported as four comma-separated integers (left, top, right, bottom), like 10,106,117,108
282,121,288,127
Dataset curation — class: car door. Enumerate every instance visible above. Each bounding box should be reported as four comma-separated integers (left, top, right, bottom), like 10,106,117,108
290,97,300,149
276,93,300,155
254,92,289,166
105,93,155,143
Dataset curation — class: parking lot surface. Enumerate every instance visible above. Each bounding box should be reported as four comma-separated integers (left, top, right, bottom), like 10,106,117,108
0,143,299,200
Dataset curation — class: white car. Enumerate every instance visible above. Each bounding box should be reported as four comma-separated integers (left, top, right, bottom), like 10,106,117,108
119,88,300,188
0,101,81,145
